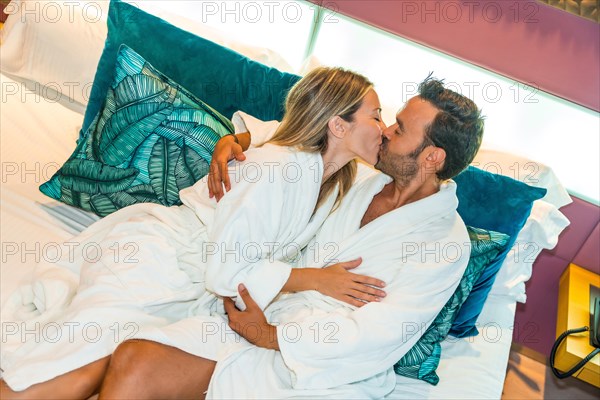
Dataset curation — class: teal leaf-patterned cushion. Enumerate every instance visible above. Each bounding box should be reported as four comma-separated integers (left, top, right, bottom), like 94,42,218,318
393,226,510,385
40,45,233,216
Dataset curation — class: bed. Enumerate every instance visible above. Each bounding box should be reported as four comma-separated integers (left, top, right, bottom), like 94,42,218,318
0,1,572,398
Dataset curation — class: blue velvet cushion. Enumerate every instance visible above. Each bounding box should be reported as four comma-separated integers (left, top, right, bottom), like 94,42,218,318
82,0,300,135
394,226,510,385
450,166,547,337
40,45,234,216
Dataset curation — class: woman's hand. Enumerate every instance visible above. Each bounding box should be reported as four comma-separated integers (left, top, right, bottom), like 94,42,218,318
208,133,247,201
315,258,386,307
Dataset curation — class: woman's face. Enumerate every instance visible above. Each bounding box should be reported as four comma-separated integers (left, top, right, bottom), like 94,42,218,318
344,89,385,165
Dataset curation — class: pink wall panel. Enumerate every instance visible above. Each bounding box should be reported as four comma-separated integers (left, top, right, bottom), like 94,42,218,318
573,222,600,275
313,0,600,111
513,197,599,356
513,253,569,355
545,197,600,261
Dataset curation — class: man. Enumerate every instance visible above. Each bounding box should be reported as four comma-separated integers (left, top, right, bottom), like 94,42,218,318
98,77,484,399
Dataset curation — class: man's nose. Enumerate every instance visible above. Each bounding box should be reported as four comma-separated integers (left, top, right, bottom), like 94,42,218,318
382,126,394,139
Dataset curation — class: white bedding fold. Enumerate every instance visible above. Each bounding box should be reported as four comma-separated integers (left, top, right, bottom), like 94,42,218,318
1,138,337,391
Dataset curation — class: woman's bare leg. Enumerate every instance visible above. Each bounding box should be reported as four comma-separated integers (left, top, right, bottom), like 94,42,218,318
99,339,216,400
0,356,110,400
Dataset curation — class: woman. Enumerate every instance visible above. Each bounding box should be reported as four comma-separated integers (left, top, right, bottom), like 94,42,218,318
0,67,386,399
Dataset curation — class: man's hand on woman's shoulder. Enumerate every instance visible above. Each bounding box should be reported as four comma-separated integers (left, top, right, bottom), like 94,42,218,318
208,133,250,201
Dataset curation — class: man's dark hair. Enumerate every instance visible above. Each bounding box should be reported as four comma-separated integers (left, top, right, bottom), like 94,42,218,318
418,75,485,180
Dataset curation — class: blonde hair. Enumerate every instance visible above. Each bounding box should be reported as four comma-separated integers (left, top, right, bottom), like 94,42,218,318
267,67,373,210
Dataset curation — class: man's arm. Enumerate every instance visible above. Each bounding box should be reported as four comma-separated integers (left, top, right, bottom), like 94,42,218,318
223,279,385,352
224,284,280,350
209,111,281,200
208,132,251,200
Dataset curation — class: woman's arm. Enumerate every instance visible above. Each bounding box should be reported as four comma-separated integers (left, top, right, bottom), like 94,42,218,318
283,261,386,307
204,150,387,310
208,136,386,307
203,157,291,311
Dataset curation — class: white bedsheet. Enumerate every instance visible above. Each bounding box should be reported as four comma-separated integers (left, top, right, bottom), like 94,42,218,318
0,72,515,398
0,73,99,307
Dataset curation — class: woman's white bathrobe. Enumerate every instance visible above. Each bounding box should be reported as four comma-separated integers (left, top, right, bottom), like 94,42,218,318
0,143,338,391
137,166,470,399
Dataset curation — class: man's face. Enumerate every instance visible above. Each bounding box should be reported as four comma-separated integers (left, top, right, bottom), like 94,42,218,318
375,96,439,186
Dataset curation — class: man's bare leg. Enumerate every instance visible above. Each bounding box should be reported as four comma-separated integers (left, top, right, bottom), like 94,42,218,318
0,356,110,400
99,339,216,400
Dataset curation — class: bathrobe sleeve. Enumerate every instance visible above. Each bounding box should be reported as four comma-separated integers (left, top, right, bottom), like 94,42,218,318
204,148,312,311
276,233,470,389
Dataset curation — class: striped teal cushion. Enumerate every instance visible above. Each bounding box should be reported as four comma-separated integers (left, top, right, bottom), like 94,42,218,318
394,226,510,385
40,45,233,216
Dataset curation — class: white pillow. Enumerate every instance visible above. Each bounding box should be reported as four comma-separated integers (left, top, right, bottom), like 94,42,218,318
0,0,109,106
297,54,323,76
472,148,572,209
471,149,572,302
232,111,280,147
489,200,570,303
0,0,294,106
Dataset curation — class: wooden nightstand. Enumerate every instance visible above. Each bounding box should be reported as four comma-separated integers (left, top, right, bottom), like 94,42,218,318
1,0,8,25
556,264,600,388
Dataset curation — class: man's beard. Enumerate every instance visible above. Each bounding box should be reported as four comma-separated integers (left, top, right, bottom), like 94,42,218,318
375,139,421,187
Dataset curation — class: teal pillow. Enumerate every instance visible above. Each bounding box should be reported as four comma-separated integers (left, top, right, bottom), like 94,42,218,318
81,0,300,136
394,226,510,385
40,45,233,216
450,166,547,337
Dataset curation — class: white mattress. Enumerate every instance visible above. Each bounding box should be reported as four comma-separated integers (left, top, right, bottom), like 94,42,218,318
0,73,515,398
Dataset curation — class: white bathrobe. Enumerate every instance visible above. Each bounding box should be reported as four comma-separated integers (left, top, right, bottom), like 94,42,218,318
0,142,337,391
171,115,470,398
135,164,470,399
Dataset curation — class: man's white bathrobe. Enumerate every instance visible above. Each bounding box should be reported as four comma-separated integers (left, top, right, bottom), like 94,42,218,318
137,164,470,399
0,143,337,391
